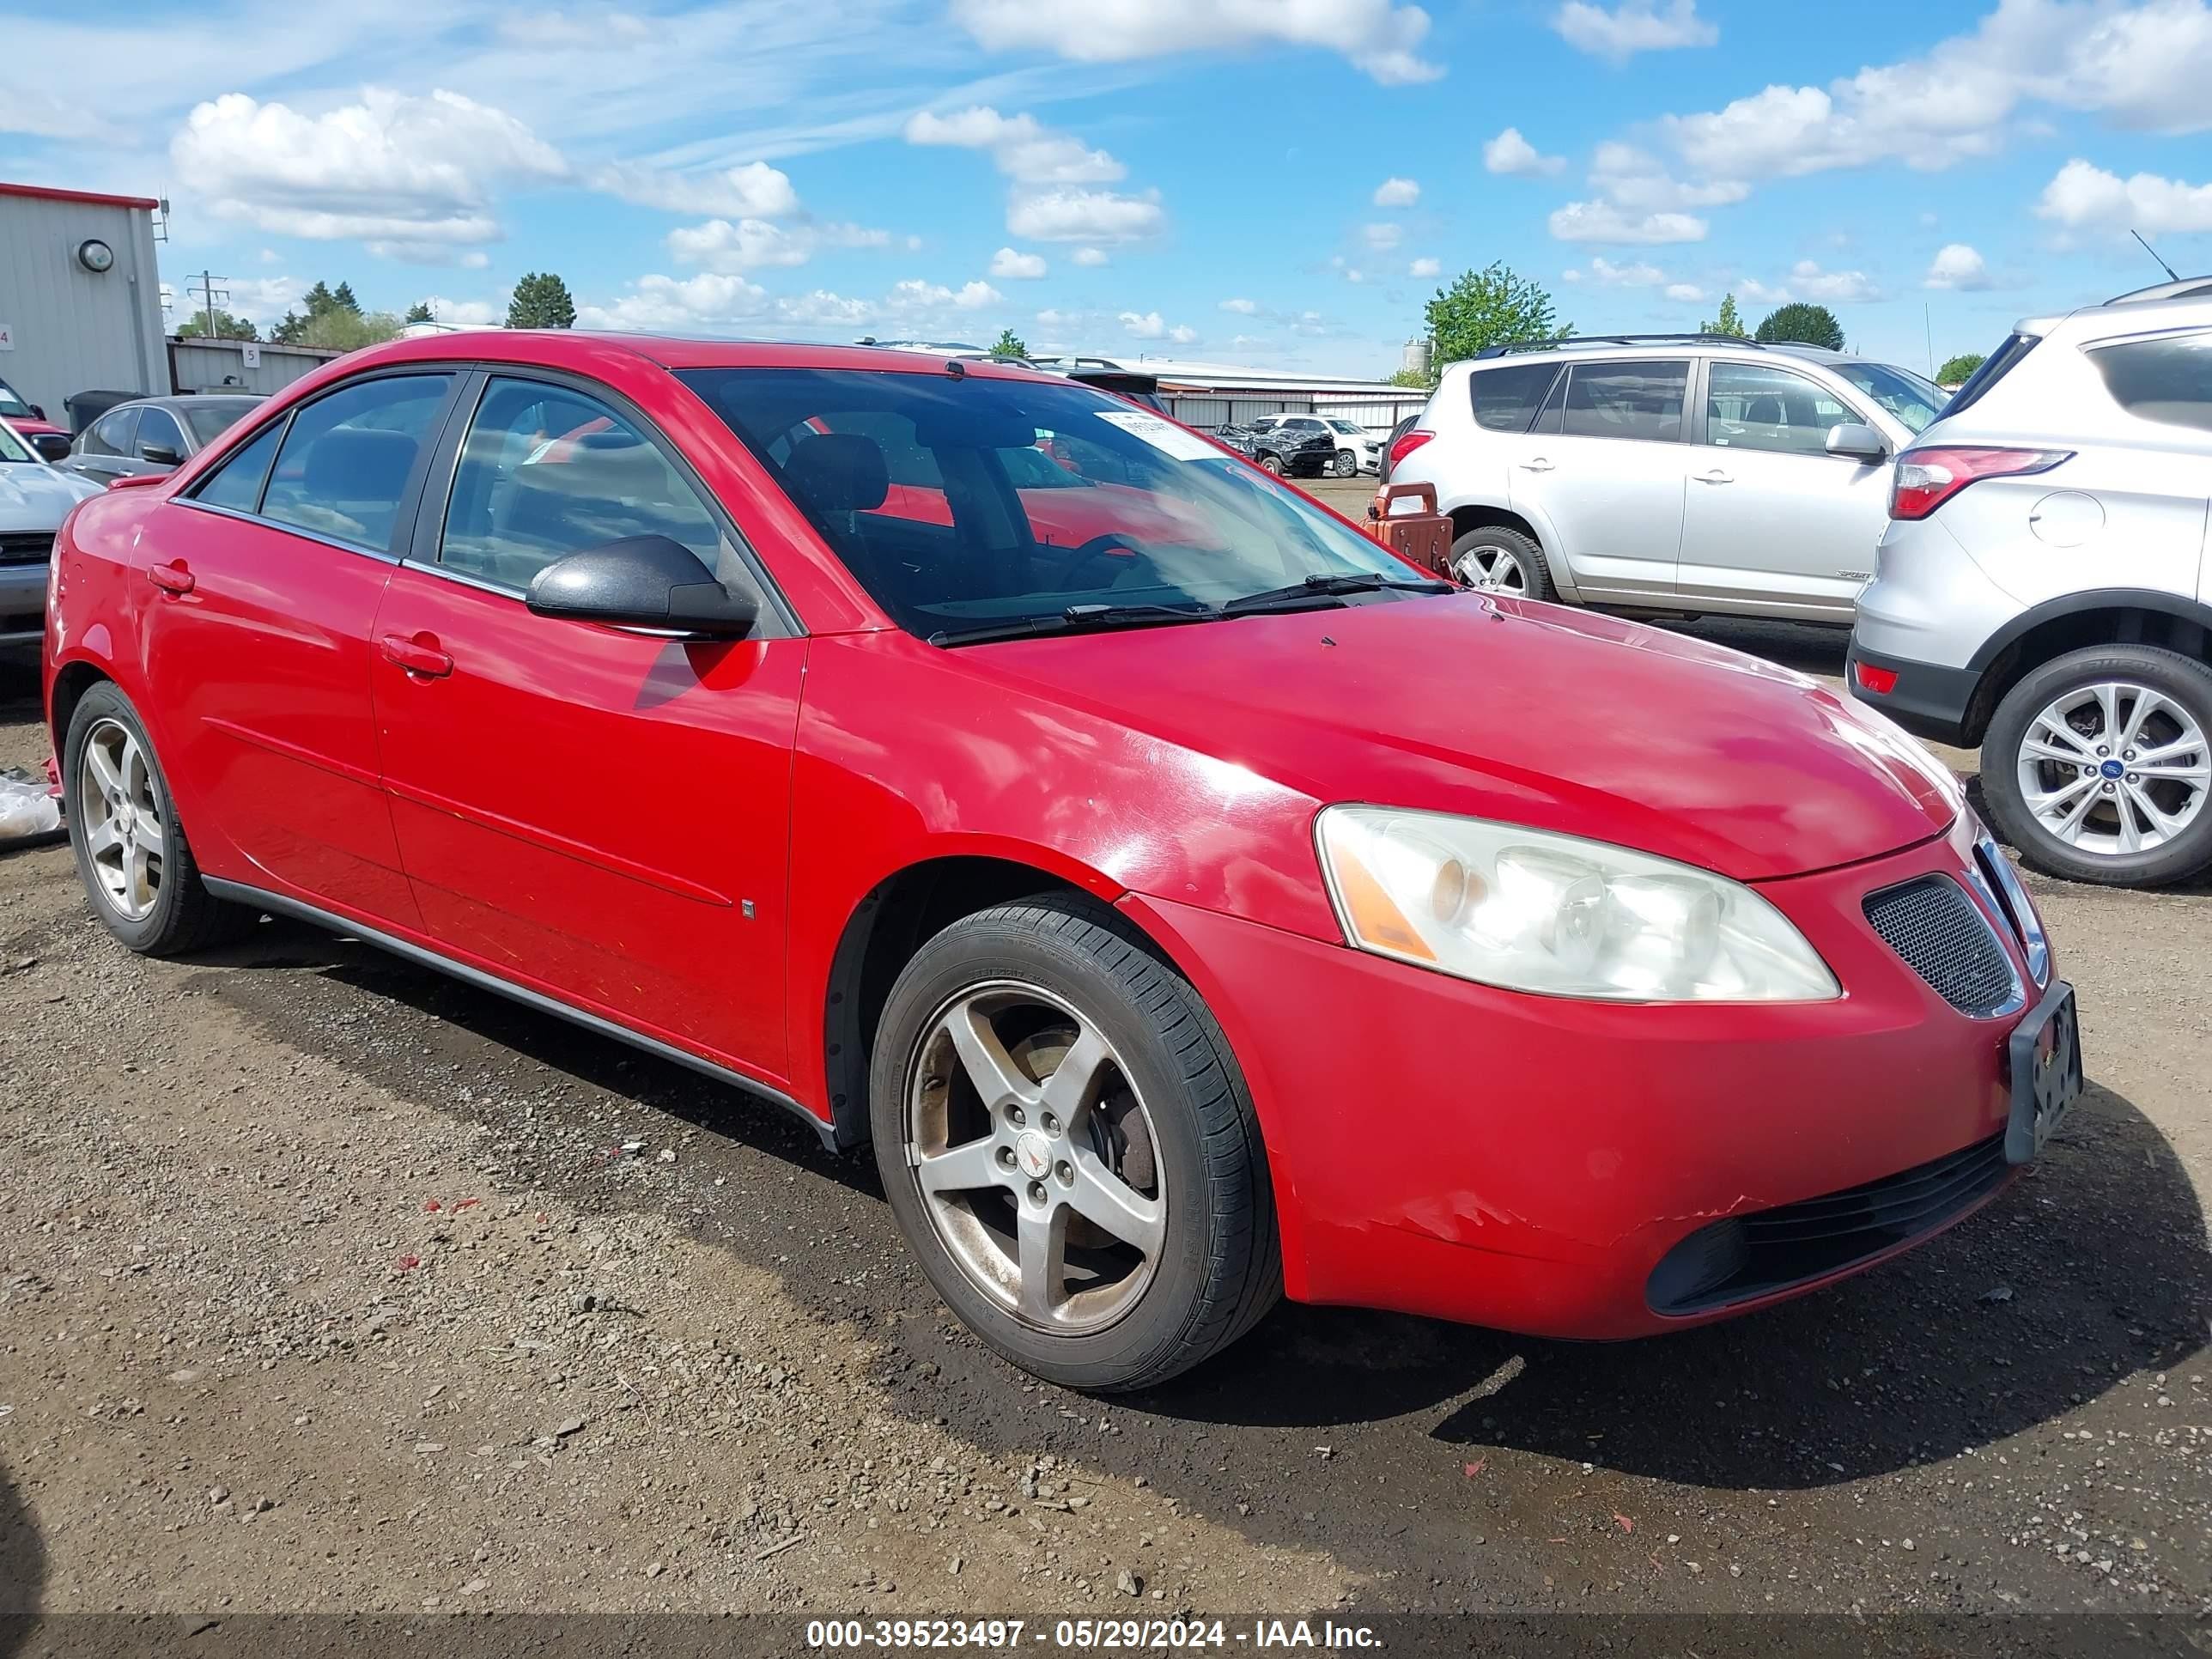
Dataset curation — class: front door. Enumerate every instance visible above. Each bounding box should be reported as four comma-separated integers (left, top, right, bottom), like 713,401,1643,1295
64,406,140,486
1677,360,1891,620
368,373,804,1081
1510,358,1690,605
135,372,459,921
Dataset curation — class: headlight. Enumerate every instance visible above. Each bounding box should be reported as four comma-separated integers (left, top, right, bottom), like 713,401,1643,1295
1316,805,1839,1003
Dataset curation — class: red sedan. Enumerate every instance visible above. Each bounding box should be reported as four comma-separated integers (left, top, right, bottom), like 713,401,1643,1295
41,334,2080,1391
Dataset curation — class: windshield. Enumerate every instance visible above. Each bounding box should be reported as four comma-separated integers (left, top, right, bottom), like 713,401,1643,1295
0,422,33,464
185,399,257,446
1327,419,1364,434
681,368,1428,639
1830,361,1948,434
0,385,32,422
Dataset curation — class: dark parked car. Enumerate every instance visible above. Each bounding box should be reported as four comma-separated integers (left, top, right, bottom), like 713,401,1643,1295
0,376,71,462
64,395,263,487
1243,415,1342,477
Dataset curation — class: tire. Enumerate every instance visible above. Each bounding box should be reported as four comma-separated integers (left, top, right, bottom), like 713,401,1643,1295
1981,644,2212,888
869,896,1279,1392
62,683,255,955
1256,453,1284,475
1448,525,1553,601
1331,449,1357,478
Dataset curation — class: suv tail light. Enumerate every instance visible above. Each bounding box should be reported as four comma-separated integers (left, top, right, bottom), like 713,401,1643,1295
1388,428,1434,470
1888,446,2071,520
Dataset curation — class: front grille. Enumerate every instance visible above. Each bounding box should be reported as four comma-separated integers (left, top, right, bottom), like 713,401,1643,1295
1647,1134,2009,1315
0,532,55,567
1863,874,2020,1017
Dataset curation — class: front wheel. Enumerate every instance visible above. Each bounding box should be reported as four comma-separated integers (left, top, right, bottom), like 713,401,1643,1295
1256,453,1284,475
1331,449,1357,478
1981,644,2212,887
1447,525,1553,601
870,896,1279,1392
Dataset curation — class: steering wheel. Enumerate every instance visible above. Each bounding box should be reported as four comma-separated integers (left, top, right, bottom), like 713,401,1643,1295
1048,534,1154,589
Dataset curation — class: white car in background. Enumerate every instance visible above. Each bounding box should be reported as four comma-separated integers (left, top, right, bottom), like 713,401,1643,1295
1,416,105,653
1246,414,1382,477
1386,333,1948,617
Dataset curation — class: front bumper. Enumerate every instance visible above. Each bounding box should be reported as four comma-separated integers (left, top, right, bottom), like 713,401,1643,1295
1122,812,2044,1339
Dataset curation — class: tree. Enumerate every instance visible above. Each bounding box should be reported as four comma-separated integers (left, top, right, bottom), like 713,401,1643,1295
989,327,1028,358
175,309,258,342
330,281,361,314
508,272,577,330
276,307,404,351
1698,292,1748,337
1754,302,1844,350
1386,366,1432,389
1425,263,1571,368
1937,351,1986,385
404,301,436,325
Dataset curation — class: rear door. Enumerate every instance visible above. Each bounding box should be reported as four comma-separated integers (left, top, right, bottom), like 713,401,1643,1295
64,407,138,486
1677,359,1892,620
1512,357,1689,604
368,370,805,1081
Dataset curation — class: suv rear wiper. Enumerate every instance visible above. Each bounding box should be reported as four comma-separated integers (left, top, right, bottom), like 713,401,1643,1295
1221,571,1453,614
929,602,1217,647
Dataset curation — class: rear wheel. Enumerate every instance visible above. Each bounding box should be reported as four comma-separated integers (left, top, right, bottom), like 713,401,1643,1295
1448,525,1553,601
1331,449,1358,478
63,683,254,954
1982,645,2212,887
870,896,1279,1391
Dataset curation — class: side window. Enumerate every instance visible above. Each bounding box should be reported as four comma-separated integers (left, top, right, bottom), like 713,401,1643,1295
191,422,284,513
261,375,453,552
439,376,728,591
1559,361,1687,443
2092,331,2212,433
1705,363,1852,458
1530,369,1568,434
82,408,138,459
136,408,187,460
1469,362,1560,432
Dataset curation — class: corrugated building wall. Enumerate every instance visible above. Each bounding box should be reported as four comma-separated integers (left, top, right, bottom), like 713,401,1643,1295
167,337,343,398
0,183,167,423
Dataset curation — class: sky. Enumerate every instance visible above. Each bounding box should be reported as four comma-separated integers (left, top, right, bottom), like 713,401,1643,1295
5,0,2212,379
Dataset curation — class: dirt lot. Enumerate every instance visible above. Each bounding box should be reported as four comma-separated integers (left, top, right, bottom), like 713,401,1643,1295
3,532,2209,1640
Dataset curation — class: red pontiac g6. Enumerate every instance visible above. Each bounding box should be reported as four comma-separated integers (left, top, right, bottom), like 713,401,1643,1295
43,334,2082,1391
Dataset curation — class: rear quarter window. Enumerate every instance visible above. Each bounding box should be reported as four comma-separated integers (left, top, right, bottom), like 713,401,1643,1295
2090,331,2212,434
1468,362,1560,432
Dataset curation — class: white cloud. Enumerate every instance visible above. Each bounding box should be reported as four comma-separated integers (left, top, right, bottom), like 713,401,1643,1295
1588,142,1747,210
891,277,1003,311
1361,222,1404,250
906,106,1163,244
496,7,653,47
219,275,304,324
591,160,799,218
1372,176,1420,207
1658,0,2212,193
1664,281,1706,301
1483,127,1565,177
412,295,505,326
1547,200,1707,243
1220,297,1259,313
989,246,1048,278
1740,259,1881,306
665,216,889,272
578,270,771,331
1408,257,1441,277
1007,186,1164,243
1118,310,1193,343
1072,246,1110,266
2036,155,2212,234
1554,0,1717,63
1924,242,1994,290
1565,255,1669,286
172,88,567,258
579,271,1002,335
948,0,1444,86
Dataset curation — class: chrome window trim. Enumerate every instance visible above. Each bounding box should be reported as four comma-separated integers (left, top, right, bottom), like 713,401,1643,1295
169,497,404,565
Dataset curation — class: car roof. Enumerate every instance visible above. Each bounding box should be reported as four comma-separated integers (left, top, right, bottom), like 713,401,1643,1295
324,330,1074,384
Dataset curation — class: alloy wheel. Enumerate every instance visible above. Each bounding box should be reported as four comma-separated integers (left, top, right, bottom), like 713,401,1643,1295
904,981,1166,1334
79,717,166,921
2015,679,2209,858
1450,542,1528,594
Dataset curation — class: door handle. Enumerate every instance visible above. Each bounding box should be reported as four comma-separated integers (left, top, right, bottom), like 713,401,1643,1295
149,562,195,595
379,634,453,678
1519,458,1555,472
1696,469,1735,484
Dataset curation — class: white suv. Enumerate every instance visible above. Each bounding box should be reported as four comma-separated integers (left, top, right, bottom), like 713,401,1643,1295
1386,336,1948,619
1850,278,2212,887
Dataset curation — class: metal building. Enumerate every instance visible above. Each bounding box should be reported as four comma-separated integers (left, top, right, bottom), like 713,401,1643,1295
0,181,168,423
167,337,343,398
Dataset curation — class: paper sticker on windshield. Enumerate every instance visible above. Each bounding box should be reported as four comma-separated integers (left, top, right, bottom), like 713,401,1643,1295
1094,410,1221,461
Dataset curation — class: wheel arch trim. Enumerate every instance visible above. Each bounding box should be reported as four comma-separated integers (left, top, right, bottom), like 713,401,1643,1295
1967,589,2212,674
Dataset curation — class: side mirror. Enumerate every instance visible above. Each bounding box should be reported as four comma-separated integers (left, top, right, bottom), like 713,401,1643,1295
526,535,760,637
28,404,46,422
139,444,182,467
1826,422,1887,464
29,434,71,464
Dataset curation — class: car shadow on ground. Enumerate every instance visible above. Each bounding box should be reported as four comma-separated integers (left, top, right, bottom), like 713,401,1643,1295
0,1457,46,1641
199,917,2206,1508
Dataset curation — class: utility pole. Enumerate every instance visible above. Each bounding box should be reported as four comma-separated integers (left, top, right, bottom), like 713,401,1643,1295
187,270,231,340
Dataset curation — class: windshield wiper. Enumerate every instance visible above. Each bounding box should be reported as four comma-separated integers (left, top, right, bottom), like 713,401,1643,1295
929,602,1217,647
1221,571,1453,614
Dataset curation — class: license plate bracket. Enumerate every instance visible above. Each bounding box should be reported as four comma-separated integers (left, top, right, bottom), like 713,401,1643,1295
2005,979,2081,1165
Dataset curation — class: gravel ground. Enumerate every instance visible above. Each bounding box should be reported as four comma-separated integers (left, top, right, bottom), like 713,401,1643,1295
2,548,2208,1632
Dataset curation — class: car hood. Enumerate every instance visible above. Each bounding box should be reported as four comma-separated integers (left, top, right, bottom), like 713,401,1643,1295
975,593,1959,883
0,463,102,525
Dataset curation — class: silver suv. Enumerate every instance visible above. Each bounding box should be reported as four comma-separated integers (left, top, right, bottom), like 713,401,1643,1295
1850,279,2212,887
1386,335,1948,619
